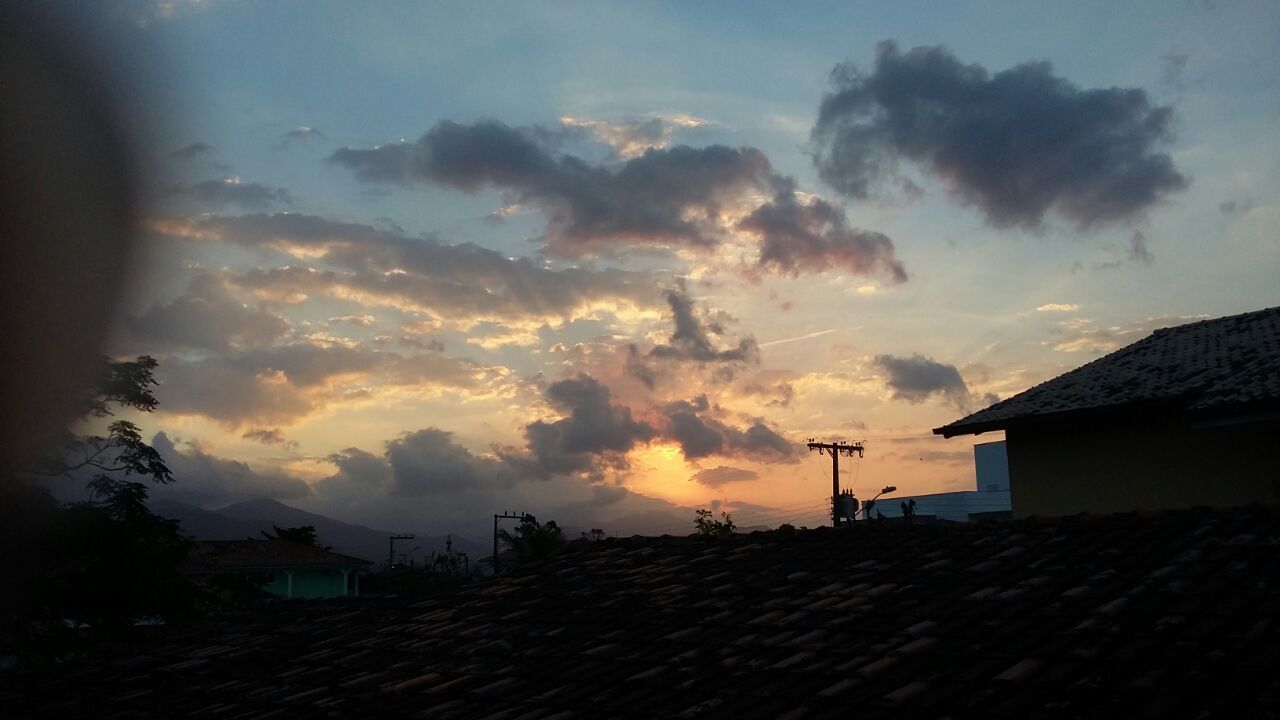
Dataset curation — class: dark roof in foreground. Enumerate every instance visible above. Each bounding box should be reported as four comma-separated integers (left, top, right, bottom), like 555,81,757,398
7,507,1280,719
935,305,1280,437
184,539,371,572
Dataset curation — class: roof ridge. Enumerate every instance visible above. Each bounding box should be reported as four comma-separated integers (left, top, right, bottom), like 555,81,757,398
935,305,1280,436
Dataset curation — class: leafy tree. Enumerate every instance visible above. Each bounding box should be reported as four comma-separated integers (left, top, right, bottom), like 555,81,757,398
34,356,171,485
261,524,329,550
694,508,736,537
2,356,194,665
499,516,565,564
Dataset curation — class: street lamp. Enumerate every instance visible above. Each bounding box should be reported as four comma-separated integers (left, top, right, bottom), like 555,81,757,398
863,485,897,521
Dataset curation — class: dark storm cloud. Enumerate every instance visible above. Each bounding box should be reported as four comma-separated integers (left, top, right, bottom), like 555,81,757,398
165,179,293,210
127,273,289,351
873,354,973,408
720,421,797,462
813,41,1188,229
329,120,906,280
663,398,724,459
739,180,907,281
628,286,760,388
161,213,663,325
690,465,759,488
518,375,657,478
149,432,311,507
386,428,516,496
658,396,797,464
648,286,758,364
331,119,772,255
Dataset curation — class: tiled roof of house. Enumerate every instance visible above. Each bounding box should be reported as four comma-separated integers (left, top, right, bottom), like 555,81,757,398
935,306,1280,437
8,507,1280,719
184,539,372,572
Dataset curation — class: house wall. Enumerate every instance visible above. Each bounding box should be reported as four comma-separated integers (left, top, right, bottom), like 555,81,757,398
262,568,353,599
1007,418,1280,517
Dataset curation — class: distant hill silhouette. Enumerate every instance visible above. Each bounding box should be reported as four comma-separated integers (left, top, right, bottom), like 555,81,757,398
148,497,485,565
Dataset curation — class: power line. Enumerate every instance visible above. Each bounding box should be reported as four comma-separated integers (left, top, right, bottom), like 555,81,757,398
807,438,864,527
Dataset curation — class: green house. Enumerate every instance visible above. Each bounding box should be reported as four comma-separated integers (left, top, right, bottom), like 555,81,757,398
187,540,371,599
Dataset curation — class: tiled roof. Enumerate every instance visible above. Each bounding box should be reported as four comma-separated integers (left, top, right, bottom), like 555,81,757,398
184,540,372,572
7,507,1280,719
935,306,1280,437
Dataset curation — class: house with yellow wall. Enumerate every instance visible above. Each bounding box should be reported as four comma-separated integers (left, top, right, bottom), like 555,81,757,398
934,306,1280,517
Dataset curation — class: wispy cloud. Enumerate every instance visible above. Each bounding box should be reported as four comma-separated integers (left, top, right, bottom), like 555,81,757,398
758,328,838,348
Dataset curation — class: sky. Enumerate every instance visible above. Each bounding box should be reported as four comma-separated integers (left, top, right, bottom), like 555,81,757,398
77,0,1280,540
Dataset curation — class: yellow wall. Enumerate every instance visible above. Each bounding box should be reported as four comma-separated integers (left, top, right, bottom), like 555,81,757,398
1006,418,1280,517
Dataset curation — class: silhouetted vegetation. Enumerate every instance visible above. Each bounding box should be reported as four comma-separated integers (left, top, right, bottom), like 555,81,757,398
499,516,566,564
694,508,736,537
261,524,328,550
2,356,195,668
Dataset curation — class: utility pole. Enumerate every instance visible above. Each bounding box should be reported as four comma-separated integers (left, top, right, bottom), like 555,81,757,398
388,533,414,570
492,511,532,575
807,439,865,528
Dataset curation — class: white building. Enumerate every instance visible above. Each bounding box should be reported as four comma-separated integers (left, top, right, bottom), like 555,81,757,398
875,440,1012,522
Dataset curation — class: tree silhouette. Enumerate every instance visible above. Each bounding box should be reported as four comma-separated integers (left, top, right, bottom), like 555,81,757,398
499,517,565,564
261,524,329,550
694,508,736,537
2,356,193,665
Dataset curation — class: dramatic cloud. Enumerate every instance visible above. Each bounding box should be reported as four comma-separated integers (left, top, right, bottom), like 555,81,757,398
628,286,759,388
716,420,797,462
873,354,976,408
241,428,294,447
153,213,662,328
661,397,723,459
127,273,290,351
649,287,757,362
559,114,709,159
155,342,496,425
658,397,798,464
690,465,759,488
148,432,312,507
312,446,394,505
386,428,516,496
515,374,657,479
329,120,904,279
331,120,772,255
165,178,293,210
739,180,907,281
309,429,693,540
813,41,1188,229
